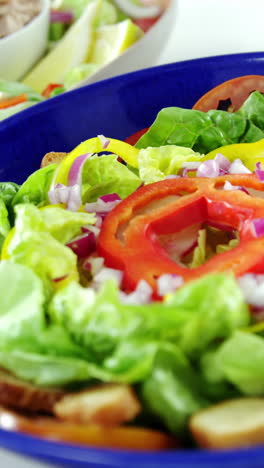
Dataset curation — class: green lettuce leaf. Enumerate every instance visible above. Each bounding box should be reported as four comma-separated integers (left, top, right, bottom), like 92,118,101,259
136,92,264,154
165,274,249,356
0,102,36,122
81,154,141,201
0,79,44,102
64,63,100,89
0,261,102,386
138,145,202,183
142,344,209,434
6,204,80,289
49,274,249,381
0,199,10,249
0,182,20,207
201,331,264,396
12,164,57,208
40,206,95,243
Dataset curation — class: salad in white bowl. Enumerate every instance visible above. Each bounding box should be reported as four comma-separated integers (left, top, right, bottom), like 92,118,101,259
1,76,264,451
0,0,171,122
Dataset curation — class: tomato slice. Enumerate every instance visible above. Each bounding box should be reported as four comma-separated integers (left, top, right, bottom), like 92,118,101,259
193,75,264,112
125,127,149,146
133,17,159,33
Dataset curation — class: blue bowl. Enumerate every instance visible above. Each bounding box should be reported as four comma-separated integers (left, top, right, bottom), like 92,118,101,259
1,52,264,467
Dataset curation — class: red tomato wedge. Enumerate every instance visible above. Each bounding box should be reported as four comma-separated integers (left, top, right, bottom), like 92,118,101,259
133,17,159,32
192,75,264,112
125,127,148,145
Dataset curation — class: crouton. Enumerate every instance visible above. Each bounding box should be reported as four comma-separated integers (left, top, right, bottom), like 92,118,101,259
190,398,264,449
41,151,67,168
54,383,141,426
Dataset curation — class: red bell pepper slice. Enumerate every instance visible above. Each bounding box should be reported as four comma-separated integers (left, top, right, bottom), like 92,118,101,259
42,83,63,98
97,174,264,293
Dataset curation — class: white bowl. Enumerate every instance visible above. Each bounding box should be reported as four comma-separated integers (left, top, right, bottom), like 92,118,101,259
0,0,50,81
76,0,177,87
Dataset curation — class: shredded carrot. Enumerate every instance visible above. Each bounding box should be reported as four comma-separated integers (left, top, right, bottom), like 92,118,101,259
0,93,28,109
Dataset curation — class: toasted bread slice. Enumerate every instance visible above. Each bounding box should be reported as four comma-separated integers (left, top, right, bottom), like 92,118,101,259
41,151,67,168
0,369,64,414
190,398,264,449
54,383,141,426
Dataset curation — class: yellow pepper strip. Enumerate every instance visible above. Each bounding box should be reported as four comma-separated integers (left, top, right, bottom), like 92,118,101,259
204,138,264,171
243,322,264,334
51,136,139,188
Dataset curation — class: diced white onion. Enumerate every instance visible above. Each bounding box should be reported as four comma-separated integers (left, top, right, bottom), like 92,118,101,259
238,274,264,308
120,280,153,304
157,274,183,296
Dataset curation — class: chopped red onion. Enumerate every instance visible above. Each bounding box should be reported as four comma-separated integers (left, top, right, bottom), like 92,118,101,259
196,160,219,178
214,153,231,173
98,134,110,149
67,184,82,211
48,183,71,205
120,280,153,304
165,174,180,179
52,275,68,283
113,0,161,18
93,267,123,287
181,161,200,177
68,153,92,187
85,196,121,214
50,9,74,24
238,274,264,308
100,193,121,203
229,159,251,174
223,181,250,194
255,162,264,182
251,218,264,238
157,274,183,296
82,225,100,238
66,232,96,258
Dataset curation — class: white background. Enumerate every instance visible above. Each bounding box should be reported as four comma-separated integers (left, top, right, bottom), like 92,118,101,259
1,0,264,466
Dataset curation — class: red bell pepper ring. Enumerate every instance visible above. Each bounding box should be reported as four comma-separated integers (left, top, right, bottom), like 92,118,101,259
97,174,264,293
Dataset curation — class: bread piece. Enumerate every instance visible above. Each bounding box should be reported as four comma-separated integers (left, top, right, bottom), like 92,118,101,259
190,398,264,449
0,369,64,414
54,383,141,426
41,151,67,168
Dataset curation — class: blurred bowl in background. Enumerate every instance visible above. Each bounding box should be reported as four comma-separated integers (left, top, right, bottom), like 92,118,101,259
76,0,177,87
0,0,50,81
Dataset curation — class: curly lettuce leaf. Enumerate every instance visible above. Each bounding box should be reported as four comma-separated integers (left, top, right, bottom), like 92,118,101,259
165,274,249,356
201,331,264,396
12,164,57,208
6,204,80,289
142,344,209,434
81,154,141,202
136,92,264,154
138,145,203,184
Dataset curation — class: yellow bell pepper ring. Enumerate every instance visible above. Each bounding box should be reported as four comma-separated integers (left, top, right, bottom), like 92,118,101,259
205,138,264,171
51,136,139,188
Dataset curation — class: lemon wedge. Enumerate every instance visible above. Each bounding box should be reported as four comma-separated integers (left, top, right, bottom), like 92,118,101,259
23,0,102,93
90,18,143,66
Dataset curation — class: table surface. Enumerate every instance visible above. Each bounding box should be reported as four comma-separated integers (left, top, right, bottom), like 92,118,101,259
1,0,264,466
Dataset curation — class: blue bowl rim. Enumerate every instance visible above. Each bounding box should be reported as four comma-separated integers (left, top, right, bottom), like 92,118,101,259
2,50,264,133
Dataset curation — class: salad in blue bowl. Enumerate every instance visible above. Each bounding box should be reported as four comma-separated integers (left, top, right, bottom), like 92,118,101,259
1,54,264,467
